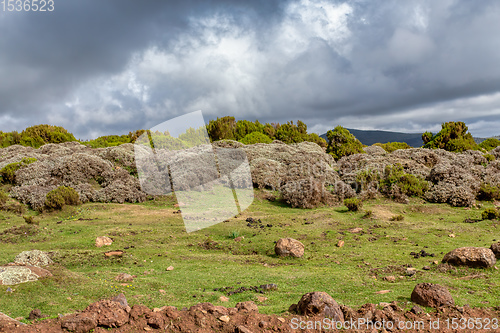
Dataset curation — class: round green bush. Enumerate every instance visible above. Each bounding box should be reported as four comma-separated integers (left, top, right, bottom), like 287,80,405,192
344,197,362,211
45,186,80,210
240,132,273,145
482,208,499,220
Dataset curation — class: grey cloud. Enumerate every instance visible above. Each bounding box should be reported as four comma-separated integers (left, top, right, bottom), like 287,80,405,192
1,0,500,139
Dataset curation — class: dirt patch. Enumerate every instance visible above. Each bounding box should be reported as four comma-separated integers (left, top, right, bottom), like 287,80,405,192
371,205,396,220
3,298,500,333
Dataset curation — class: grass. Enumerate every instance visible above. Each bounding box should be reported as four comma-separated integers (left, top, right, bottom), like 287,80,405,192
0,191,499,323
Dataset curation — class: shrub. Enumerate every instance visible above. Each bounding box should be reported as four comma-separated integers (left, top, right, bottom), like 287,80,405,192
380,164,428,197
23,215,38,225
423,121,479,152
228,230,240,239
375,142,411,153
484,154,495,162
482,208,499,220
45,186,80,210
0,190,7,206
344,197,362,211
240,132,273,145
477,183,500,201
390,214,404,221
326,126,364,160
479,138,500,151
363,210,373,219
20,124,77,148
356,168,381,190
281,178,325,209
0,157,37,184
1,202,26,215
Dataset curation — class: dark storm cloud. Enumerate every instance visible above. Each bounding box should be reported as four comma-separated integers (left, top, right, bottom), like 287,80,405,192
1,0,500,138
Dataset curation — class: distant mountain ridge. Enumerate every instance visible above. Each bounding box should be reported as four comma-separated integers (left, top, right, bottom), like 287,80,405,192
320,128,500,147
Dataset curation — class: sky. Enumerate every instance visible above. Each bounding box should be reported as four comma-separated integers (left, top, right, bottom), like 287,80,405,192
1,0,500,140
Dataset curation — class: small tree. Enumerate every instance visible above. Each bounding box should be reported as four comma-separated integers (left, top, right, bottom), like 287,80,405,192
423,121,479,152
326,126,364,160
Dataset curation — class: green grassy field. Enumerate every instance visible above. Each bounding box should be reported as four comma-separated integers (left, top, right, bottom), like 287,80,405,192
0,191,498,323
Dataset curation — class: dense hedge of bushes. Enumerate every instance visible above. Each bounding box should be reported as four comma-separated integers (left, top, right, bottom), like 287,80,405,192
206,117,327,147
0,125,76,148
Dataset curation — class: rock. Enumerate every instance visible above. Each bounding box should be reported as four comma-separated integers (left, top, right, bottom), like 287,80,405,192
411,283,454,308
219,296,229,302
422,266,431,270
236,325,253,333
383,276,396,282
274,238,304,258
166,266,174,271
104,250,123,257
0,265,52,285
95,236,113,247
411,305,423,314
294,292,344,321
28,309,46,320
374,290,391,294
114,273,136,282
256,296,268,302
260,283,278,291
406,267,417,276
219,315,230,322
490,242,500,259
146,312,164,329
442,247,496,268
14,250,53,267
236,301,258,312
111,293,128,308
61,313,97,333
337,240,344,248
349,227,363,233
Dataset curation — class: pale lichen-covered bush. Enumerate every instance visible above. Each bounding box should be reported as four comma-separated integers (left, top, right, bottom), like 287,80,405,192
281,178,327,209
10,185,57,211
242,141,338,189
364,145,387,156
491,146,500,160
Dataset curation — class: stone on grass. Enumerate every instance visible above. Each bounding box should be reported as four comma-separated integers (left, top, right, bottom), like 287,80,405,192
0,265,52,285
411,283,454,308
14,250,53,267
114,273,136,282
236,301,258,312
95,236,113,247
442,247,496,268
291,292,344,321
275,238,304,258
490,242,500,259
